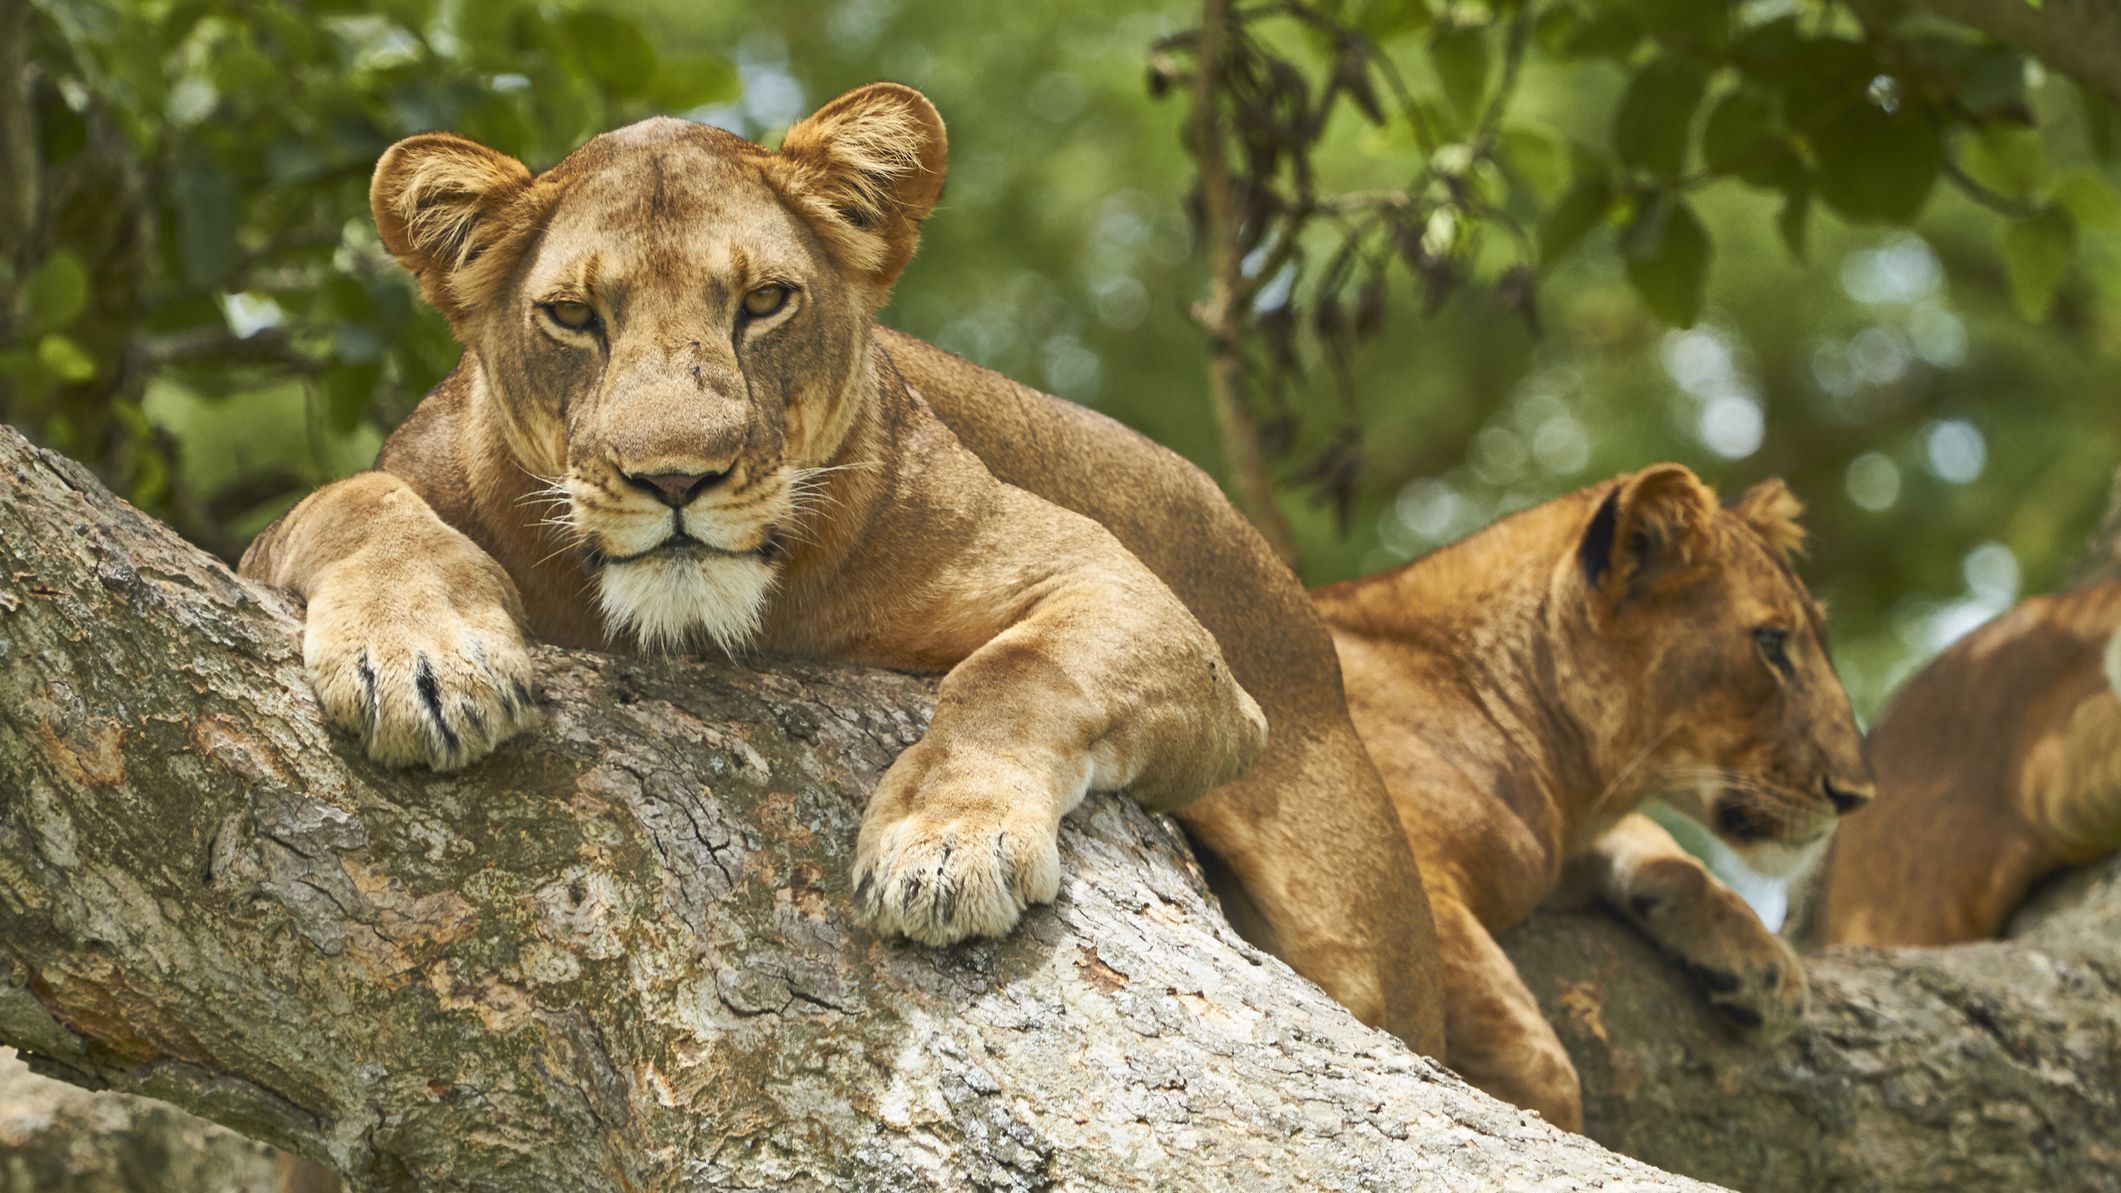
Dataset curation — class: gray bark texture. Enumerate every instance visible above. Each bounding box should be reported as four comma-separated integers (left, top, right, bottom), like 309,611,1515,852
1501,857,2121,1192
0,424,1705,1191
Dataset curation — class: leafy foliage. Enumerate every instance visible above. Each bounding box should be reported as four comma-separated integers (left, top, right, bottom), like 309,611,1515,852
0,0,734,555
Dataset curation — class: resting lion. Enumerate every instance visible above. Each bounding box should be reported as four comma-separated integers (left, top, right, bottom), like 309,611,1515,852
1817,580,2121,946
1312,464,1873,1129
240,84,1447,1054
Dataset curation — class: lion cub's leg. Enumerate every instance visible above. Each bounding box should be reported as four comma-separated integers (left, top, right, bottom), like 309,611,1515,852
1430,890,1583,1131
241,472,536,771
1574,813,1807,1038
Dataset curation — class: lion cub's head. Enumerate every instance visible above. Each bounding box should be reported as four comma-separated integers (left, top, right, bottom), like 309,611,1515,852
1579,465,1872,872
368,84,947,651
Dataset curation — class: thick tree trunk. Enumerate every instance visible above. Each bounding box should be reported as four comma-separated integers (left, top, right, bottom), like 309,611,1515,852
0,424,1698,1190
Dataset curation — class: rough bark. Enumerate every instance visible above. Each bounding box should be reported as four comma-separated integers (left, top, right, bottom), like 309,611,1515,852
1500,850,2121,1191
0,423,1699,1190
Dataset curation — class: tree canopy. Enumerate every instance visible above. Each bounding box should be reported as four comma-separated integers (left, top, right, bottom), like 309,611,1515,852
3,0,2117,717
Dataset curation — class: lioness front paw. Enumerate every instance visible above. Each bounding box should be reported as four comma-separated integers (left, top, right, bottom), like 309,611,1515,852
1623,872,1808,1040
302,560,536,771
852,749,1065,946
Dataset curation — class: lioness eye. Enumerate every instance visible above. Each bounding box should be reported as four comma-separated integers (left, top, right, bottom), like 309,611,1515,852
544,301,597,331
1754,627,1791,669
742,284,791,318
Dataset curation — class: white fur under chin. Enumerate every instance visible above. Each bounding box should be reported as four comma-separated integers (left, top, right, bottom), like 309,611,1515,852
596,554,777,656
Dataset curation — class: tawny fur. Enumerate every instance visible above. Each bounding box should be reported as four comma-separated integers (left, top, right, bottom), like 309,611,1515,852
1818,579,2121,947
242,84,1270,952
1313,465,1873,1130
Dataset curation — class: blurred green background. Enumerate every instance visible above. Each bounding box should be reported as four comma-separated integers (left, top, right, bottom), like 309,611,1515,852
3,0,2117,724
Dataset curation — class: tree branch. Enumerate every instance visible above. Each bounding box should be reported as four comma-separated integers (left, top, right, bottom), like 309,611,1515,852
1188,0,1302,568
0,422,1693,1190
1907,0,2121,109
1501,854,2121,1191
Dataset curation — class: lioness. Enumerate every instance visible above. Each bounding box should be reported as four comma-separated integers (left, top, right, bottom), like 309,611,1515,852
240,82,1448,1055
241,84,1269,949
1818,580,2121,946
1312,464,1873,1129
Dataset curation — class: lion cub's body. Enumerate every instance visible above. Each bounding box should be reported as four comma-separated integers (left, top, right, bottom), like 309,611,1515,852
1818,580,2121,946
1314,466,1872,1129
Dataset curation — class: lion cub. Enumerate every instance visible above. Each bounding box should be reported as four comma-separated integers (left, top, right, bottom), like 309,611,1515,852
1314,464,1872,1129
1818,580,2121,946
241,84,1267,947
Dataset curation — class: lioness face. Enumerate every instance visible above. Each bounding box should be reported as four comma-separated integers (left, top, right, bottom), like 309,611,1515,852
369,86,947,652
1583,466,1872,873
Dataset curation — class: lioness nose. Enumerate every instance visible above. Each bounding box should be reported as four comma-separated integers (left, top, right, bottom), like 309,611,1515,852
626,470,726,508
1824,778,1874,815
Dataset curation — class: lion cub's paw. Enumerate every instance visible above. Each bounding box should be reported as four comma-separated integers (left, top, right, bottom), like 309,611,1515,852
301,561,536,772
853,752,1064,946
1623,867,1809,1041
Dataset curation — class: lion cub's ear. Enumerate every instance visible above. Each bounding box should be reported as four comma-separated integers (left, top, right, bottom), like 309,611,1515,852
771,82,948,306
1730,477,1808,561
1579,463,1718,607
371,132,536,326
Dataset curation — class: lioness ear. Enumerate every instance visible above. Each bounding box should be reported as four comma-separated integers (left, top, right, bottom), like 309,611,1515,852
1730,477,1808,560
771,82,948,305
1579,463,1717,603
371,132,535,326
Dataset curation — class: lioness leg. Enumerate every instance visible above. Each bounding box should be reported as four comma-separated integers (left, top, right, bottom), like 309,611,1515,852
1430,890,1582,1131
852,484,1268,947
1574,813,1806,1038
240,471,536,770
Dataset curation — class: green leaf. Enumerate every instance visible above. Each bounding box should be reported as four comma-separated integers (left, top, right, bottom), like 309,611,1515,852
2001,207,2074,319
1810,103,1941,224
322,361,383,433
1701,86,1775,179
24,249,91,332
1430,24,1490,122
37,333,99,384
645,53,741,112
1959,124,2044,199
1613,56,1707,180
173,162,239,285
562,11,658,101
1539,176,1614,264
1777,182,1812,261
2053,170,2121,229
1955,46,2028,117
1546,4,1643,60
1501,127,1570,204
1622,193,1710,327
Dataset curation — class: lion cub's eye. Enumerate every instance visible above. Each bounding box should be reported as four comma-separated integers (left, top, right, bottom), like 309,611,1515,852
1753,627,1791,671
543,301,598,332
741,284,792,319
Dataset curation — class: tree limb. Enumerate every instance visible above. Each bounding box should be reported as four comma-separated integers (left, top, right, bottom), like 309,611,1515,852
0,422,1694,1190
1187,0,1302,569
1501,854,2121,1192
1906,0,2121,109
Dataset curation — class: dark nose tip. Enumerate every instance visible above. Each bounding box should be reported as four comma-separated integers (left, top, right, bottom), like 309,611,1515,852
1824,778,1874,815
625,470,726,508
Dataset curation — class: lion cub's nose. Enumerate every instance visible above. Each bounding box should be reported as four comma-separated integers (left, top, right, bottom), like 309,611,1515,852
1824,778,1874,815
625,470,726,508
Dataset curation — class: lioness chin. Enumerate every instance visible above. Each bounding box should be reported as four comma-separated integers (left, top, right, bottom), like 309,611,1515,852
242,83,1271,949
1314,464,1873,1130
